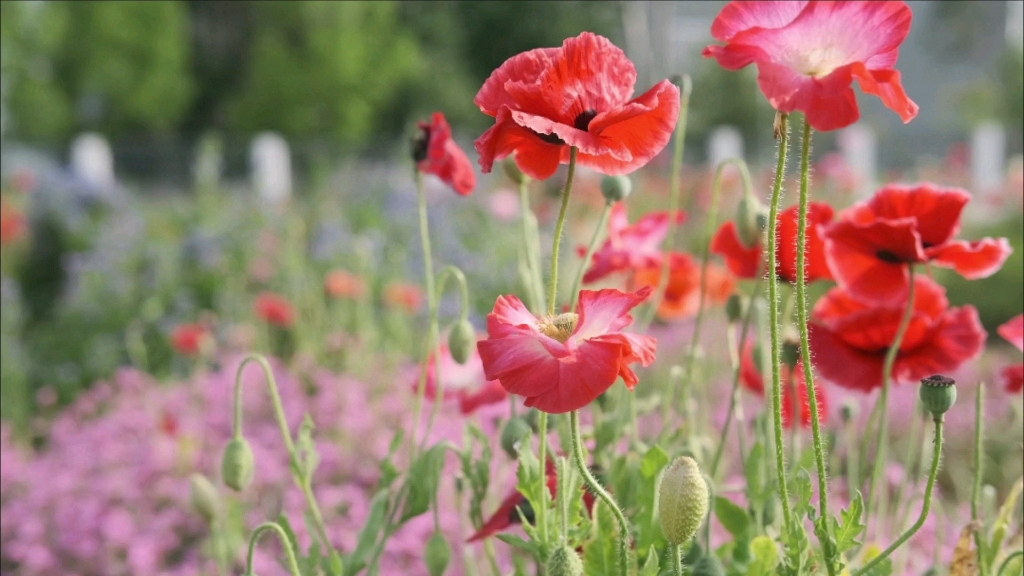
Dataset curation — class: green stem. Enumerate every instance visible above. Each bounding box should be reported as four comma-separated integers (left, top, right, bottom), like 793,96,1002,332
973,381,987,576
548,147,579,316
538,411,550,546
794,117,836,575
244,521,303,576
410,171,439,457
570,410,629,576
674,542,685,576
571,202,613,312
420,265,470,450
998,551,1024,576
766,112,794,531
853,416,944,576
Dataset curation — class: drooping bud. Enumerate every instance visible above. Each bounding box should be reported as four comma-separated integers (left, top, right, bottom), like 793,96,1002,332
734,193,767,248
221,437,255,492
189,473,220,523
501,417,532,459
425,531,451,576
725,294,743,324
600,175,632,203
448,320,476,365
503,157,528,186
919,374,957,419
546,544,584,576
657,456,710,545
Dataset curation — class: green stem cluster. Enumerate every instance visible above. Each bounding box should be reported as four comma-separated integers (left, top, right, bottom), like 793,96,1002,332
245,521,302,576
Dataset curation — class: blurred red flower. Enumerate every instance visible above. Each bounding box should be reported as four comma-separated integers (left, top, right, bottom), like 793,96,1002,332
324,269,366,300
631,252,735,321
739,342,828,429
477,287,656,414
414,340,509,415
711,202,834,283
474,32,680,180
824,183,1012,304
170,323,214,357
998,314,1023,393
0,199,27,245
383,282,425,313
255,292,296,327
808,276,985,392
579,203,686,285
414,112,476,196
703,1,918,131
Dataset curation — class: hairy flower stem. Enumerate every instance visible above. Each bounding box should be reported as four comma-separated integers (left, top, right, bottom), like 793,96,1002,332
570,410,629,576
571,202,613,312
972,382,988,576
245,521,303,576
867,266,917,534
538,411,550,545
548,147,579,316
673,542,685,576
519,177,546,312
420,265,470,451
410,171,439,457
232,355,337,562
853,415,944,576
794,118,836,575
766,112,795,532
640,75,692,331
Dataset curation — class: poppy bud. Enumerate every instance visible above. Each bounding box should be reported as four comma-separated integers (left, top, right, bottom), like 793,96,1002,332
448,320,476,365
781,340,800,371
546,544,584,576
189,473,220,523
919,374,957,419
735,193,766,248
503,157,527,186
657,456,709,545
221,437,255,491
501,417,532,459
600,175,632,203
725,294,743,324
425,531,451,576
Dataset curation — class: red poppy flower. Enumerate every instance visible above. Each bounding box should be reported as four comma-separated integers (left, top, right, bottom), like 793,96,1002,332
631,252,735,321
711,202,834,283
384,282,426,313
414,112,476,196
579,203,686,285
324,269,367,300
170,323,214,357
824,183,1012,304
413,340,509,415
739,342,828,429
702,1,918,131
474,32,680,180
808,276,986,392
255,292,296,327
998,314,1023,393
477,287,657,414
0,199,27,245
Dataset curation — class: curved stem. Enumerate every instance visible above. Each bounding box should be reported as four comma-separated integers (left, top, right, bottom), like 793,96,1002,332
571,202,613,312
548,147,579,316
998,551,1024,576
972,381,988,576
410,171,439,455
420,265,470,449
766,112,794,531
794,117,836,575
570,410,629,576
436,265,470,323
853,416,944,576
244,521,303,576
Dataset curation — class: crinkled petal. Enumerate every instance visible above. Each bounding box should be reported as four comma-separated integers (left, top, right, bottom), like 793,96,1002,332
824,217,924,304
867,184,970,247
926,237,1013,280
477,335,560,399
850,62,918,124
895,306,986,384
998,314,1024,351
710,1,807,41
475,47,561,116
808,321,886,392
475,106,562,180
573,287,651,343
524,339,623,414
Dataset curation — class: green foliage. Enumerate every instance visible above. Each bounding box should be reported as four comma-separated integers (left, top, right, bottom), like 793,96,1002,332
400,443,448,522
687,63,776,160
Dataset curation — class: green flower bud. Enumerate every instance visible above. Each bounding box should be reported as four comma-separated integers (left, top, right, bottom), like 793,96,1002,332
448,320,476,365
725,294,743,324
657,456,709,545
189,473,220,523
919,374,957,419
425,531,451,576
501,417,532,458
600,175,632,203
735,194,767,248
503,157,527,186
546,544,584,576
221,437,255,492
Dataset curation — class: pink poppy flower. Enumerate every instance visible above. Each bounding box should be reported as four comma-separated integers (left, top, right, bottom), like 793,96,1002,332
703,1,919,131
998,314,1024,393
414,340,510,415
477,287,657,413
578,203,686,284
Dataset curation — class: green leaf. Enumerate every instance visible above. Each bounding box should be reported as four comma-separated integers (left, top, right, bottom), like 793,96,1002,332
861,557,893,576
791,468,813,517
345,489,388,576
834,491,866,553
715,496,752,538
496,533,539,556
746,536,779,576
583,500,619,576
640,445,669,479
401,443,448,523
639,545,660,576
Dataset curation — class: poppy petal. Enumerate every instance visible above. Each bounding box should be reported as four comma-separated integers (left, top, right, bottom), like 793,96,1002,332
573,286,651,342
477,335,561,398
711,221,761,278
710,1,807,42
894,305,986,383
525,339,623,413
475,48,561,116
475,106,562,180
824,217,925,304
925,237,1013,280
998,314,1024,351
1002,364,1024,394
867,184,970,247
850,63,918,124
808,321,887,391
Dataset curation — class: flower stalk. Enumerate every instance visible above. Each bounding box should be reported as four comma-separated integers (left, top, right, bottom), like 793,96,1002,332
548,147,579,316
244,521,303,576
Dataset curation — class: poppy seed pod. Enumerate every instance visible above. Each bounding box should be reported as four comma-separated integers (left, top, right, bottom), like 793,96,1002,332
188,473,220,523
657,456,709,545
600,175,632,203
546,544,584,576
425,531,451,576
501,417,532,459
725,294,743,324
221,437,255,492
735,193,766,249
919,374,957,419
448,320,476,365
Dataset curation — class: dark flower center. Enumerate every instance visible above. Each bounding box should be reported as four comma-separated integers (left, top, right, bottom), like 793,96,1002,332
875,250,905,264
411,127,430,163
532,109,599,145
535,131,566,145
509,497,535,525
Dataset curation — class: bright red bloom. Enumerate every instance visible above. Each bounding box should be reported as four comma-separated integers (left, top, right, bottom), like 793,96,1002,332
739,342,828,429
475,32,680,180
998,314,1023,393
170,323,214,357
711,202,834,283
631,252,735,321
0,199,27,245
255,292,296,327
808,276,986,392
477,287,657,414
383,282,425,313
414,112,476,196
824,183,1012,304
324,269,367,300
579,203,686,284
414,340,509,415
703,1,918,131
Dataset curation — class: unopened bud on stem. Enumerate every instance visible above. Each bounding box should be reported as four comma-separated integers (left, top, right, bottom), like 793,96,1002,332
600,175,632,203
734,193,767,248
189,473,220,523
448,320,476,365
657,456,709,545
221,437,255,492
425,531,451,576
546,544,584,576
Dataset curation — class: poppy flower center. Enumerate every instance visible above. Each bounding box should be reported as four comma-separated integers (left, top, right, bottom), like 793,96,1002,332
411,127,430,162
538,312,579,343
875,250,906,264
794,46,845,78
532,109,599,145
